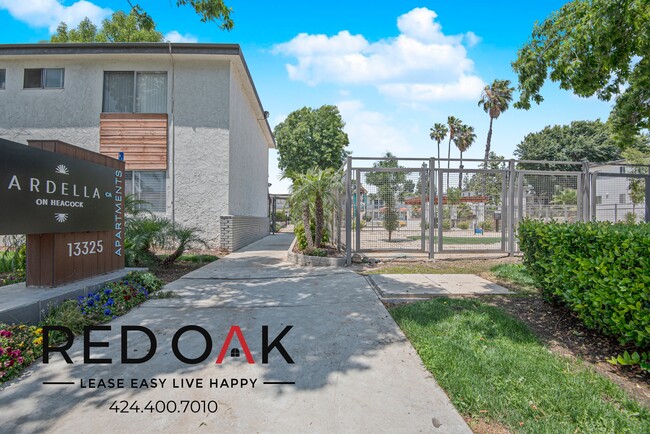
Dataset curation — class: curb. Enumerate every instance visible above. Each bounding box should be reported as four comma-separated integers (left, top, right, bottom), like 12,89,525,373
286,237,346,267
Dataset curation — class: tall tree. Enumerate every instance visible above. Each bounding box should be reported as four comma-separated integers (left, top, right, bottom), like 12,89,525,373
51,11,163,42
129,0,234,31
365,153,406,242
512,0,650,144
514,120,639,169
454,124,476,189
446,116,462,190
429,123,448,170
274,105,350,179
478,79,514,162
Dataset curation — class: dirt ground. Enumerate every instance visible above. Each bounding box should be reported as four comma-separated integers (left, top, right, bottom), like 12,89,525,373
362,257,650,411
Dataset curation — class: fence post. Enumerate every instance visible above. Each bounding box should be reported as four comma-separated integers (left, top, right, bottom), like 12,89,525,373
437,167,444,253
645,173,650,223
590,172,597,221
355,169,361,251
500,173,508,251
577,173,583,223
345,157,352,266
428,158,435,259
420,163,426,252
508,159,516,255
582,162,590,222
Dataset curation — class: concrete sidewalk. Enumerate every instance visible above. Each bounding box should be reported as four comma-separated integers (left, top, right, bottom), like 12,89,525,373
0,233,470,433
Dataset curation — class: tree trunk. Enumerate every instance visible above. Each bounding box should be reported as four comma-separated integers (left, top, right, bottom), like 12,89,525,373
162,246,185,267
314,193,323,248
458,151,464,189
437,140,441,170
302,203,314,249
484,117,494,162
482,117,494,193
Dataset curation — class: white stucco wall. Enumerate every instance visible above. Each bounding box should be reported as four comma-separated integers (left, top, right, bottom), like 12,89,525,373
171,59,231,245
228,63,269,218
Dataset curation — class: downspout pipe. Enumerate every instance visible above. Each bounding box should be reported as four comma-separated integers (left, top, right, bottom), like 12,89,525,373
168,42,176,227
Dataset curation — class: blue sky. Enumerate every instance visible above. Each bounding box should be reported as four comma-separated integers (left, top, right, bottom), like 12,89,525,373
0,1,614,193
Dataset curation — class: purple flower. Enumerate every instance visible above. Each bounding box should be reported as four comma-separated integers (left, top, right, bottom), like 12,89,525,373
87,299,95,307
104,288,112,295
104,309,112,316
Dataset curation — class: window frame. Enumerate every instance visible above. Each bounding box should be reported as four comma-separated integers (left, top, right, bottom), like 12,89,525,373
23,68,65,89
102,71,168,114
0,69,5,90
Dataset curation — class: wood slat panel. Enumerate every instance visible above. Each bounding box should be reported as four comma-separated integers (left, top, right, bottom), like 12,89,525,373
99,113,168,170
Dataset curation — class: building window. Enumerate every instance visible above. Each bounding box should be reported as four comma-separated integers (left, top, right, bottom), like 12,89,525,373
23,68,64,89
103,71,167,113
0,69,5,89
124,171,166,212
619,193,626,204
595,195,602,205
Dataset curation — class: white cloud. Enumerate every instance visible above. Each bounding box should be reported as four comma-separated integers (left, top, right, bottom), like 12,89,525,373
273,7,484,102
378,75,485,102
337,100,414,156
165,31,199,43
0,0,112,33
464,31,481,47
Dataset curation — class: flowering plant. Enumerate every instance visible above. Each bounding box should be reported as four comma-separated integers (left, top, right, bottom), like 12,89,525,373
0,325,43,382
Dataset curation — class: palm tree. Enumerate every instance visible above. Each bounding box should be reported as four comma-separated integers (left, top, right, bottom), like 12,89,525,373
288,167,342,249
429,123,448,170
454,124,476,189
478,79,514,163
446,116,462,191
288,173,315,249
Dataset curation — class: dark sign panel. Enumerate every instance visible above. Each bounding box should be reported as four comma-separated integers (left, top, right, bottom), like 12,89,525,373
0,139,117,234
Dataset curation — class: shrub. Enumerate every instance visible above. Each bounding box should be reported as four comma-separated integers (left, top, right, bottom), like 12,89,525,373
625,212,638,225
457,221,469,230
294,222,329,251
479,220,494,231
303,247,327,257
518,220,650,347
442,220,451,231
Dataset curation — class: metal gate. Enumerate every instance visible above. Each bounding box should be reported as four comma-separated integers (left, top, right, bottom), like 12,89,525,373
338,157,644,264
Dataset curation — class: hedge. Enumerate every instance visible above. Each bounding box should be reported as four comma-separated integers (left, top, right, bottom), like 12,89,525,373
518,220,650,348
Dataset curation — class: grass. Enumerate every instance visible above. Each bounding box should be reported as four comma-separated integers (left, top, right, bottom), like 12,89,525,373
489,264,537,293
390,298,650,433
365,262,494,275
406,236,502,245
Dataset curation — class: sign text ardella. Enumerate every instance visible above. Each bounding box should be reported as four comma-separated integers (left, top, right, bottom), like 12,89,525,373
0,138,116,234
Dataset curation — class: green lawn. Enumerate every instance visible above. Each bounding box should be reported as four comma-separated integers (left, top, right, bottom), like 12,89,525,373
406,236,502,245
390,299,650,433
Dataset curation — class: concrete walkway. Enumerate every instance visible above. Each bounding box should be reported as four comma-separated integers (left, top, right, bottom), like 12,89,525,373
0,234,470,433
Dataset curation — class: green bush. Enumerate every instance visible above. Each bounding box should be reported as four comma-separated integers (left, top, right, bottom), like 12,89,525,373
457,221,469,230
518,220,650,347
442,220,451,231
479,220,494,231
294,222,330,251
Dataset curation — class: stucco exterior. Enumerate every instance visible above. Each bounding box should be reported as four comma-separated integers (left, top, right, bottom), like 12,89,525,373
0,44,274,250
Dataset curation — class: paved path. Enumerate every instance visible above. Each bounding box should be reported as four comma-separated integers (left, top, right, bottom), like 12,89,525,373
368,274,511,298
0,234,470,433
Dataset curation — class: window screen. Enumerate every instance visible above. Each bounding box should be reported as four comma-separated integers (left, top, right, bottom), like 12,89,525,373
103,72,135,112
136,72,167,113
24,69,43,88
125,171,166,213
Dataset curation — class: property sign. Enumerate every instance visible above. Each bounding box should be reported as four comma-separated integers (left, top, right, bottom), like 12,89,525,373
0,138,116,234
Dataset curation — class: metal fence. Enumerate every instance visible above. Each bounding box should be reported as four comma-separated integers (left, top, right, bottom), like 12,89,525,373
334,157,649,264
